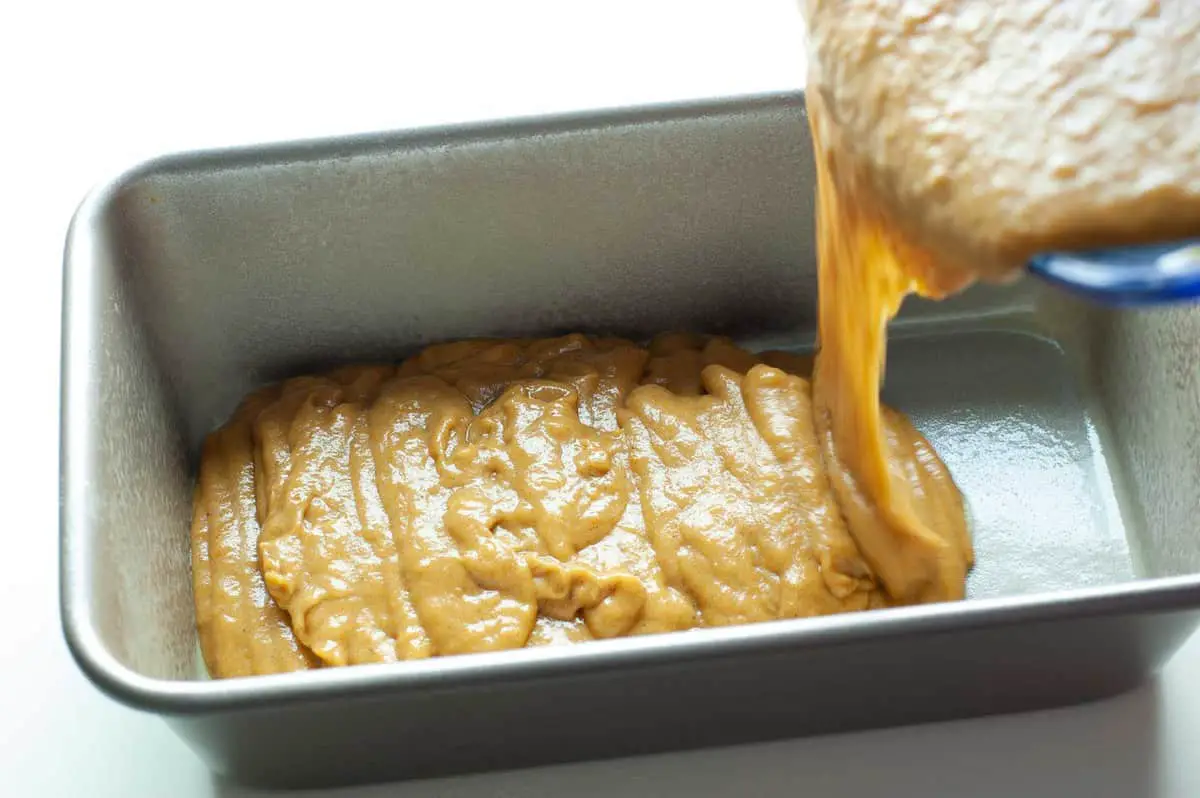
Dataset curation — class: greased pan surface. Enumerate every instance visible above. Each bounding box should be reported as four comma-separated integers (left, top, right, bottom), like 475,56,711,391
61,93,1200,787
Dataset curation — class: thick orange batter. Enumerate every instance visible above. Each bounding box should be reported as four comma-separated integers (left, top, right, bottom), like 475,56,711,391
191,334,968,677
802,0,1200,284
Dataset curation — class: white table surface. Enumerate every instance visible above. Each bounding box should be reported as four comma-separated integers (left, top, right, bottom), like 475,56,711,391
4,1,1198,795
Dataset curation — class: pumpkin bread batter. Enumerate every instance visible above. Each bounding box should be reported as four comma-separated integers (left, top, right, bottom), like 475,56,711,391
192,334,968,677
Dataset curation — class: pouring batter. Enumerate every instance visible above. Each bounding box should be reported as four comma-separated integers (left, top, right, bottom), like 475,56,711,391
800,0,1199,604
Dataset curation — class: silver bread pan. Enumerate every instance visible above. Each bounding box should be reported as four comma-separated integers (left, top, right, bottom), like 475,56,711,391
61,92,1200,788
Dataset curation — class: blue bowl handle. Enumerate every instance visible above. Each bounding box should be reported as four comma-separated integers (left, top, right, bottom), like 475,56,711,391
1028,240,1200,306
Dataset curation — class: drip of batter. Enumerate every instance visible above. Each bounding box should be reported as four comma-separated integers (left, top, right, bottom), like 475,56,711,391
808,90,970,605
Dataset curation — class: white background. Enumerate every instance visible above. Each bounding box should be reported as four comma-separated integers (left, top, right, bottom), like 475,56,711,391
3,1,1198,795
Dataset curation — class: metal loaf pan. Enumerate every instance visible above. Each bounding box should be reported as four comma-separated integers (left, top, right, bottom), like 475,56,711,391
60,93,1200,788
